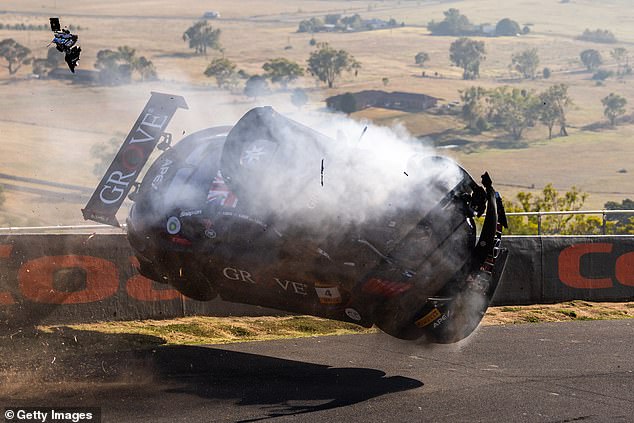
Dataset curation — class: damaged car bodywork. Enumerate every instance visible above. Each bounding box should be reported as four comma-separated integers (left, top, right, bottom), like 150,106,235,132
83,92,508,344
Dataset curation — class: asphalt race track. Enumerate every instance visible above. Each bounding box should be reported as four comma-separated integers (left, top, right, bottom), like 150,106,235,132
2,320,633,422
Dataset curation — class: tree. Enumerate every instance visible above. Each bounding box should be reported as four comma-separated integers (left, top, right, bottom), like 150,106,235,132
262,58,304,89
604,198,634,234
341,14,363,31
135,56,158,81
495,18,521,36
94,46,157,85
601,93,627,126
183,21,221,56
538,84,573,139
580,49,602,72
244,75,269,100
542,67,551,79
414,51,429,67
95,49,132,85
204,57,237,88
459,86,490,133
488,86,538,140
511,48,539,79
449,38,485,80
290,88,308,109
32,47,63,77
578,28,617,44
0,38,31,75
504,184,592,235
115,46,157,81
298,17,324,33
428,8,472,36
610,47,628,75
307,42,360,88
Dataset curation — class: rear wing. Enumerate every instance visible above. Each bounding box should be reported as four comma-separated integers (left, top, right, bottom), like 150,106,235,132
50,17,61,32
82,92,188,226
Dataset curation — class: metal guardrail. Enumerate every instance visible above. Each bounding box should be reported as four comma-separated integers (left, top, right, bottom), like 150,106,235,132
506,210,634,235
0,224,127,235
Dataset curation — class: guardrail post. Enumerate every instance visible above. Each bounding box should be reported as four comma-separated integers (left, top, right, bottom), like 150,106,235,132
602,211,607,235
537,213,542,235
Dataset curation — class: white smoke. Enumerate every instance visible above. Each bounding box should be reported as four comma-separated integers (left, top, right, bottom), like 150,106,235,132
214,101,465,233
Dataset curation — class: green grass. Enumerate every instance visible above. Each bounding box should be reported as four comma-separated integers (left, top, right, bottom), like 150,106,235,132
523,314,541,323
64,315,375,345
500,306,523,312
558,309,577,318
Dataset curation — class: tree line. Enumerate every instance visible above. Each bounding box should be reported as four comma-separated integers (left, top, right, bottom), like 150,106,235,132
297,13,400,33
202,42,360,100
427,9,529,37
460,83,627,139
0,36,157,85
441,39,632,82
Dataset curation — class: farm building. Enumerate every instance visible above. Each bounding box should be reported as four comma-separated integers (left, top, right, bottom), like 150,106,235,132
326,90,439,113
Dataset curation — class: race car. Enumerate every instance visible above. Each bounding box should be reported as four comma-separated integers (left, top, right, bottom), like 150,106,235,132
83,92,508,344
49,17,81,72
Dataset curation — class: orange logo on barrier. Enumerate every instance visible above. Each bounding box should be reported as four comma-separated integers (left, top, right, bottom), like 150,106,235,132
558,243,634,289
18,255,119,304
1,245,188,305
616,252,634,287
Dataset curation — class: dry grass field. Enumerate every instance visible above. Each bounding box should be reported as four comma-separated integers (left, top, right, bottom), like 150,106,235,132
1,0,634,225
27,301,634,345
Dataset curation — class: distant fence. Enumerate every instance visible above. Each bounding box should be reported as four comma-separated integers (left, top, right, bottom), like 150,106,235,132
0,231,633,326
506,210,634,235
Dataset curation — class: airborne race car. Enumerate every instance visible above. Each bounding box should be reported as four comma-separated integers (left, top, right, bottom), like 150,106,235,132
83,92,508,344
49,17,81,73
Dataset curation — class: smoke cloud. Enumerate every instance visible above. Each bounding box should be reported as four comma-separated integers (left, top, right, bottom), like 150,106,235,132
215,102,465,235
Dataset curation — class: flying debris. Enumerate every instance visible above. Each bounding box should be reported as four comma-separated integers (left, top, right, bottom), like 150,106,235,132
49,17,81,73
83,92,509,344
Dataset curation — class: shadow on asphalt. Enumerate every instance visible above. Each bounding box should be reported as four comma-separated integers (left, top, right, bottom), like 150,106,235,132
1,329,423,421
152,344,424,422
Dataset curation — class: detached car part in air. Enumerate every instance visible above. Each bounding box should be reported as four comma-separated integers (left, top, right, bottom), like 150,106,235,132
83,92,508,344
49,17,81,73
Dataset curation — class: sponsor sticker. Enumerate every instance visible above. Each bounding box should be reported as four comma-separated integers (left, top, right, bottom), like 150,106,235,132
315,284,342,304
151,158,173,190
415,308,441,328
362,278,411,297
180,209,202,218
166,216,181,234
433,312,450,329
345,308,362,321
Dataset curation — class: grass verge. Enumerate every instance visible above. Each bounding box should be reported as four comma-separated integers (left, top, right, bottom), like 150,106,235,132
38,301,634,346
